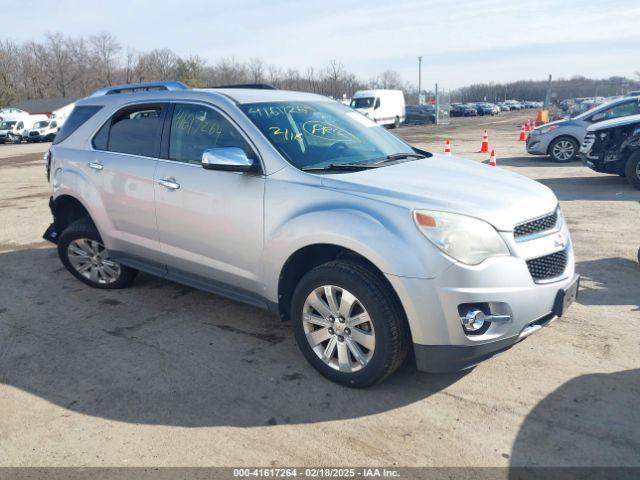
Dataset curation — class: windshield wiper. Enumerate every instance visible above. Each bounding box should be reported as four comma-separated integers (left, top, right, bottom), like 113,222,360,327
302,163,382,173
376,152,426,163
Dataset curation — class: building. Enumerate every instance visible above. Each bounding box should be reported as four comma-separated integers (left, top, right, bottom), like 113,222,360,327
12,98,77,117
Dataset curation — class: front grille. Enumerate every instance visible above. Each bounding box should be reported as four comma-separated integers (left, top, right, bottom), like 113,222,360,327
526,250,567,282
514,210,558,240
29,131,39,137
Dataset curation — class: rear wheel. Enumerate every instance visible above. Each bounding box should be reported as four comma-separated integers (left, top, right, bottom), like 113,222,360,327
57,218,137,289
549,136,579,162
291,260,410,387
624,151,640,190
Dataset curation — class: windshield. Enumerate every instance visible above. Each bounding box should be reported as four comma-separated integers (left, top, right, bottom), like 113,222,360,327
0,121,16,130
350,97,375,109
240,101,416,170
34,121,48,128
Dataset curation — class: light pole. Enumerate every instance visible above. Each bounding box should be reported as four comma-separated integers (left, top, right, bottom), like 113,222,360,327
418,56,422,104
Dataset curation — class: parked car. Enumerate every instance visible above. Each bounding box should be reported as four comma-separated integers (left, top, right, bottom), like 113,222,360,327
43,81,578,387
497,103,511,112
449,104,466,117
580,113,640,189
351,89,405,128
25,119,60,142
527,96,640,162
475,103,495,116
405,105,436,125
505,100,523,110
626,90,640,98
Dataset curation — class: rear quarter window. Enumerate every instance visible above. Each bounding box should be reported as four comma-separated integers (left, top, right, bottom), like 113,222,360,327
53,106,103,145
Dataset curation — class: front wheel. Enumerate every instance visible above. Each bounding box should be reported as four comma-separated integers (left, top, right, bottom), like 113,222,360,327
58,218,138,289
625,151,640,190
549,136,579,162
291,260,410,387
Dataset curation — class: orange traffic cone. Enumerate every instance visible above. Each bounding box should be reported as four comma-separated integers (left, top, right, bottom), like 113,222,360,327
489,149,497,166
519,125,526,141
479,129,489,153
532,119,537,128
444,139,452,156
524,120,531,132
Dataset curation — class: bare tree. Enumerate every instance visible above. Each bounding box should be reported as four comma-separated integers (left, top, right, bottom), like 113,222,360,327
176,55,207,87
89,32,121,86
0,39,20,105
247,58,265,84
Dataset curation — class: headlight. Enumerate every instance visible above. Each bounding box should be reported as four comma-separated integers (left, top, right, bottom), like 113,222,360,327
413,210,510,265
537,124,559,135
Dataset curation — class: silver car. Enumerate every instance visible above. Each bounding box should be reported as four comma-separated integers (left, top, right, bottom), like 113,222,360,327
44,81,579,387
527,96,640,162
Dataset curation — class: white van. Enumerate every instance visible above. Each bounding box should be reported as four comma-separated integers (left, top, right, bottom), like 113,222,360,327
0,114,48,143
26,119,60,143
350,90,405,128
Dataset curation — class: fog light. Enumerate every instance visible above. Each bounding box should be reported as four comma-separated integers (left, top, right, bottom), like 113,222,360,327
460,309,487,332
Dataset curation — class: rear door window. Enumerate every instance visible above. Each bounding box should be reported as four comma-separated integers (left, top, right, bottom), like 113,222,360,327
106,104,164,157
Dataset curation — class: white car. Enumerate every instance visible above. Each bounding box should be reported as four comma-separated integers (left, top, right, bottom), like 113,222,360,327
26,119,60,143
351,89,405,128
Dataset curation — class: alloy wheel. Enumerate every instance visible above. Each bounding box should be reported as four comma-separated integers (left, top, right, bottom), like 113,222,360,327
67,238,121,285
302,285,375,373
552,140,575,161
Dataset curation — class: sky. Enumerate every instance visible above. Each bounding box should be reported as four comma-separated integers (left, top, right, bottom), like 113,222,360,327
4,0,640,89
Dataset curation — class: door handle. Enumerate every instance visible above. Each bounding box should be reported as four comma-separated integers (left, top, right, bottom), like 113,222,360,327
88,161,103,171
158,177,180,190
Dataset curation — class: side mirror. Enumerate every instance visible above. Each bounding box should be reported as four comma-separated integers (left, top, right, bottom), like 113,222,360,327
201,147,256,172
374,98,381,110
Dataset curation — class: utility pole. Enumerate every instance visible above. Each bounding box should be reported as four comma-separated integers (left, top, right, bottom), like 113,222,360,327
544,74,553,109
418,56,422,104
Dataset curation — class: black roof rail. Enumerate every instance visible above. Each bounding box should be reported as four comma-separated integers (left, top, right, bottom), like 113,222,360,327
90,81,189,97
211,83,277,90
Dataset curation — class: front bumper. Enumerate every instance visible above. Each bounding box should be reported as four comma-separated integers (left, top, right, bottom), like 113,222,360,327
526,133,550,155
386,224,577,373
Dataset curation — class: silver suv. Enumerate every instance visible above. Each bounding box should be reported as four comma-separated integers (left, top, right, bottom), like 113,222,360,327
44,81,579,387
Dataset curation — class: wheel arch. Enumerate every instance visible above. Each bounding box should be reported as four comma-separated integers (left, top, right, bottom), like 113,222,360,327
277,243,408,325
51,194,96,236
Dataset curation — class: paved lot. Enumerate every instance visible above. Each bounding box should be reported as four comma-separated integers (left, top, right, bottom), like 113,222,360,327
0,112,638,467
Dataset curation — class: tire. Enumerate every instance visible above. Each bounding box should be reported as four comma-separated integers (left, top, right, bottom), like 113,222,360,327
624,150,640,190
548,136,579,163
290,259,410,387
57,218,138,289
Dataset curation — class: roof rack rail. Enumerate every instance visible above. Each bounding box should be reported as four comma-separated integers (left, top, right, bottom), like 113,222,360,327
211,83,277,90
90,81,189,97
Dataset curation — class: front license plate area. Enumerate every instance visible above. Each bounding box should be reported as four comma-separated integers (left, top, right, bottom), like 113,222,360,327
553,275,580,317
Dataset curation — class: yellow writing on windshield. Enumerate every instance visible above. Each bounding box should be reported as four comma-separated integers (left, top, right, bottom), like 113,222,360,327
268,126,303,142
302,121,359,143
248,104,314,118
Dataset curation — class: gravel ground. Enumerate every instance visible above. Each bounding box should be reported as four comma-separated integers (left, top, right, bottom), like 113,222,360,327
0,112,638,468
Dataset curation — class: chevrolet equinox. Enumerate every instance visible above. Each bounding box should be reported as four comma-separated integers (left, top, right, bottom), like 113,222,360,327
43,81,579,387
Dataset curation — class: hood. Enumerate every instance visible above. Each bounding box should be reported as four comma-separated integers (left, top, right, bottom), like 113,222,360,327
354,107,374,116
587,113,640,132
532,118,573,131
320,155,558,231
